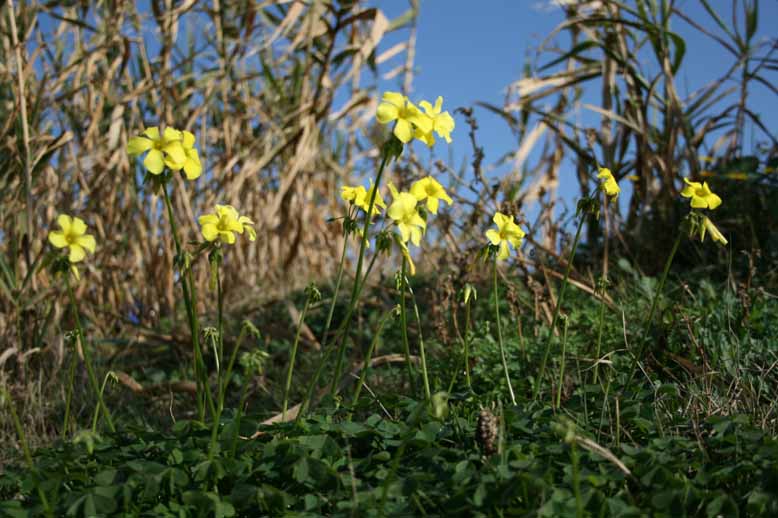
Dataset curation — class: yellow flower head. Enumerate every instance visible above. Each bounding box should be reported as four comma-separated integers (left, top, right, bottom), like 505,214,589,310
165,130,202,180
485,212,525,261
376,92,432,143
680,178,722,210
340,181,386,217
416,96,455,146
387,183,426,246
700,216,728,246
410,176,453,214
48,214,97,264
127,127,186,175
199,205,256,244
597,167,620,199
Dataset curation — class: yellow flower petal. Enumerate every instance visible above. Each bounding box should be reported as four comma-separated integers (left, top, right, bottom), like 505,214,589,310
199,214,218,226
71,217,87,236
201,223,219,241
127,136,153,156
183,151,202,180
162,127,182,142
394,119,414,143
68,244,86,263
142,127,160,140
498,241,510,261
376,102,400,124
485,229,501,246
57,214,73,234
48,230,67,248
76,234,96,254
182,130,196,148
144,149,165,174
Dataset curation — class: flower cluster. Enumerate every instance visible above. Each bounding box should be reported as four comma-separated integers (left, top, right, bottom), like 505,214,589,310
377,92,455,147
340,181,387,217
48,214,97,279
597,167,620,199
127,126,202,180
681,177,726,246
485,212,526,261
198,205,256,245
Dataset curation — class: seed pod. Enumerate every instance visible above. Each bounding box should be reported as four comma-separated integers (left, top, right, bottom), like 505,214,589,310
476,408,498,456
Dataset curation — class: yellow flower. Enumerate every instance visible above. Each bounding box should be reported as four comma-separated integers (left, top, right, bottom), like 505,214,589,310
680,178,722,209
165,130,202,180
410,176,453,214
387,183,426,246
376,92,432,143
127,127,186,175
341,181,386,216
597,168,620,198
48,214,97,264
416,96,455,145
199,205,256,244
485,212,525,261
700,216,728,246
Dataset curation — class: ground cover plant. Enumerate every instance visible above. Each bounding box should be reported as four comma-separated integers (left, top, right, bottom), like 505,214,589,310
2,0,778,516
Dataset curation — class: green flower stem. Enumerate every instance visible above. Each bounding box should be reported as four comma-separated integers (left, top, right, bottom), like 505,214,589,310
624,231,682,389
555,318,569,409
161,184,208,422
186,264,216,420
492,257,517,406
463,296,472,390
592,287,607,385
399,257,416,392
1,388,52,516
65,276,115,433
320,218,350,350
571,439,583,518
406,274,431,402
61,338,78,437
228,379,252,459
534,214,585,400
351,308,395,410
219,325,251,413
91,372,115,433
282,293,314,422
301,248,381,419
330,150,391,391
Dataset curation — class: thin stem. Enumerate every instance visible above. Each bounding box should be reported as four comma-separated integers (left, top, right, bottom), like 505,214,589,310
399,257,415,392
161,185,206,422
624,231,682,389
66,276,115,433
320,220,350,350
493,258,517,406
283,294,313,421
351,308,394,410
571,440,583,518
219,326,250,411
302,247,382,419
2,388,52,516
555,318,569,409
407,275,431,402
331,151,390,389
61,338,78,437
463,298,472,390
534,214,585,400
593,289,607,385
91,372,115,433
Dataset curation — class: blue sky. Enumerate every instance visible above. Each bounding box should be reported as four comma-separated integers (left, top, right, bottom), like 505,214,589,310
371,0,778,213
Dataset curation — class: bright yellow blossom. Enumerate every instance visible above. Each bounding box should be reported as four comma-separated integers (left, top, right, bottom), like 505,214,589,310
387,183,426,246
597,168,620,198
341,181,386,216
700,216,728,246
485,212,525,261
127,127,186,175
416,96,455,145
48,214,97,264
410,176,453,214
199,205,256,244
681,178,722,209
376,92,432,143
165,130,202,180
